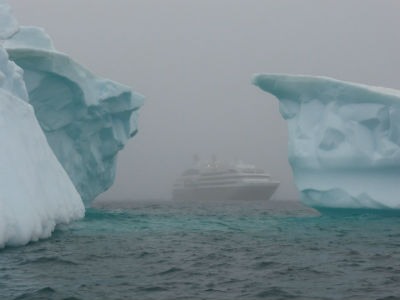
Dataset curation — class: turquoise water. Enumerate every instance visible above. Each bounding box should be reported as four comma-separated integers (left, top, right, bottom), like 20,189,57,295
1,199,400,299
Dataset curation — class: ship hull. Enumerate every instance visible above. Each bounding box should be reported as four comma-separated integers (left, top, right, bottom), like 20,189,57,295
173,182,279,201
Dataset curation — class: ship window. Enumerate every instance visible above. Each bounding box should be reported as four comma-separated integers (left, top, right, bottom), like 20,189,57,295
183,169,199,176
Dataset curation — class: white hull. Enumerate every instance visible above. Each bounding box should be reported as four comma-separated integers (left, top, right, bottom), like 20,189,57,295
173,182,279,201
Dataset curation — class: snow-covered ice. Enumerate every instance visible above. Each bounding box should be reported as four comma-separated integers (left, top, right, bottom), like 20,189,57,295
253,73,400,209
0,0,17,40
0,44,83,247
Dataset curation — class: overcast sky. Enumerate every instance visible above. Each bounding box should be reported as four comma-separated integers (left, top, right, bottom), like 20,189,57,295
11,0,400,201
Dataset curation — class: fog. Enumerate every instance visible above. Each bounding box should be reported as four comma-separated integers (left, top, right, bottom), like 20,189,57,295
11,0,400,201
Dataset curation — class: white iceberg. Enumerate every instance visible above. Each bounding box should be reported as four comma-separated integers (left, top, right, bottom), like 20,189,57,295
0,1,143,247
253,73,400,209
0,45,84,247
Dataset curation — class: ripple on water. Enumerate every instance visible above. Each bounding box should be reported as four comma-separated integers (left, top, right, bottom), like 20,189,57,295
2,200,400,299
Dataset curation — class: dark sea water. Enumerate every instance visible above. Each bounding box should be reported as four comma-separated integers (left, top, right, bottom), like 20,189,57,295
2,199,400,300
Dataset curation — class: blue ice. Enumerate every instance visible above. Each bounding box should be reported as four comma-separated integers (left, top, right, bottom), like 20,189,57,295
253,73,400,209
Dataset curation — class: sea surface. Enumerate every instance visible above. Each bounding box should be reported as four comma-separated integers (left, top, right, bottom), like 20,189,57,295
1,199,400,300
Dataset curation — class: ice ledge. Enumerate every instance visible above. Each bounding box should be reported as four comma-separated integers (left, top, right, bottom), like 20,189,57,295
5,26,55,51
252,74,400,111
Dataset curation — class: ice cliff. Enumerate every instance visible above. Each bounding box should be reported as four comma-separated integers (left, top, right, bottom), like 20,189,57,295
0,1,143,247
253,73,400,209
5,27,144,204
0,2,84,247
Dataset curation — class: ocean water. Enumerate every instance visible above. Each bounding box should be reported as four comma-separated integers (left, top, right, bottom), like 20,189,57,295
2,199,400,300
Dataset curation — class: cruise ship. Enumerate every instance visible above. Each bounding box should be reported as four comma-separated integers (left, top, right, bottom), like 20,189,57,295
172,159,279,201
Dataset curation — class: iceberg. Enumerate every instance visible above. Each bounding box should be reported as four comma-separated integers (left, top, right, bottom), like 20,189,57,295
0,3,84,247
5,29,144,204
253,73,400,209
0,1,143,247
5,23,144,205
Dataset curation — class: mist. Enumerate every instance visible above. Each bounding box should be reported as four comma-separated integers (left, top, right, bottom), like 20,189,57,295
11,0,400,201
